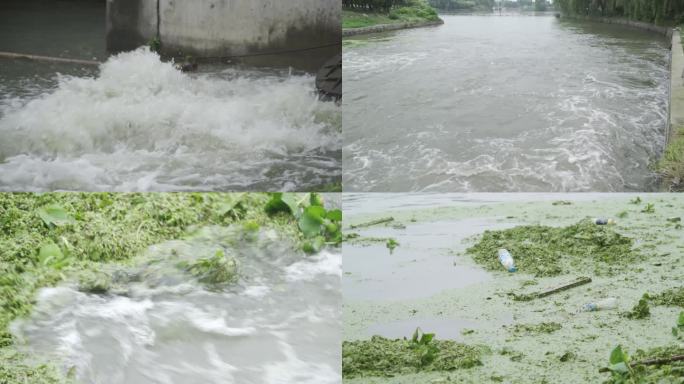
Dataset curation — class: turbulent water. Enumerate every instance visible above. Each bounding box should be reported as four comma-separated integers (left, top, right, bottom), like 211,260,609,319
0,48,341,191
11,227,341,384
343,15,669,192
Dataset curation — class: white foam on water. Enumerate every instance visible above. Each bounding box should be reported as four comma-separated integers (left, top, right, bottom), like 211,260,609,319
285,250,342,282
12,235,341,384
0,48,340,191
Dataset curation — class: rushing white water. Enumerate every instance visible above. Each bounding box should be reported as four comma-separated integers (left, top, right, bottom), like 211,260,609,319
0,48,341,191
11,227,341,384
343,15,669,192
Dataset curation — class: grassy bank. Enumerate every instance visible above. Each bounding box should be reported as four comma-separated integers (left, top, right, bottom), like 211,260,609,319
657,125,684,191
0,192,340,383
657,29,684,192
342,0,440,30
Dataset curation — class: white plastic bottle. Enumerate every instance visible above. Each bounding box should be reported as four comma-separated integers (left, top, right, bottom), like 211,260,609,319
580,297,617,312
593,218,615,225
497,249,517,272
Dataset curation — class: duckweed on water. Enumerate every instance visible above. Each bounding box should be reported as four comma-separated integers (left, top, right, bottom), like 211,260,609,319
510,322,562,335
652,287,684,308
342,336,486,378
466,219,639,276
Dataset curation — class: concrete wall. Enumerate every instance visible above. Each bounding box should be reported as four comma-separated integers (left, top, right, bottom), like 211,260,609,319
107,0,340,64
669,30,684,143
106,0,157,53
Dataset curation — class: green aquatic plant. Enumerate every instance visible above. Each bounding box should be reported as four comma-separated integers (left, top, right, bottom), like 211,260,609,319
386,238,399,254
466,219,638,276
651,287,684,308
630,197,642,205
265,193,342,253
342,332,485,378
641,203,656,214
603,344,684,383
511,322,562,335
181,250,238,285
625,294,651,320
673,312,684,340
0,193,304,382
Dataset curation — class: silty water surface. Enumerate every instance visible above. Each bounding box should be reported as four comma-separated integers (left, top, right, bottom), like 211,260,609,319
343,15,669,192
11,227,341,384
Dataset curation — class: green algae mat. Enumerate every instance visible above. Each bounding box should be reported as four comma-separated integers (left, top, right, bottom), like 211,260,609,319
343,194,684,383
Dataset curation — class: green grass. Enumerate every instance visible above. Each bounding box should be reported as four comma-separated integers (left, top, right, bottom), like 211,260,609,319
656,125,684,192
342,1,440,29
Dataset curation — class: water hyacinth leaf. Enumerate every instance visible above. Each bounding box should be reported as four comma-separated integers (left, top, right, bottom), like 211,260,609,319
264,193,290,215
281,193,301,216
299,210,324,238
609,345,628,365
310,193,325,207
303,236,326,254
38,242,68,269
327,209,342,222
37,204,74,227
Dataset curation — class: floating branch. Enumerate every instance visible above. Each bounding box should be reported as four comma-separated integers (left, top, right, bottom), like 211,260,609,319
511,276,592,301
349,217,394,229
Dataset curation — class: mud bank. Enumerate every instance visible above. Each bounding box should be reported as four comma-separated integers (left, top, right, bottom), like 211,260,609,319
342,19,444,37
343,193,684,383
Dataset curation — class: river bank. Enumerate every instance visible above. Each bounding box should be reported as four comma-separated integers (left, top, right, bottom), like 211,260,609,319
659,29,684,191
343,193,684,383
0,192,341,383
342,3,443,37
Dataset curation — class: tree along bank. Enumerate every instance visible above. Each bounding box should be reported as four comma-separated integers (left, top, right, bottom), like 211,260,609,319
342,0,441,31
555,0,684,25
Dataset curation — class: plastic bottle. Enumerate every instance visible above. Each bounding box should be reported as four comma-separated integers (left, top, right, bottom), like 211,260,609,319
497,249,517,272
593,218,615,225
580,297,617,312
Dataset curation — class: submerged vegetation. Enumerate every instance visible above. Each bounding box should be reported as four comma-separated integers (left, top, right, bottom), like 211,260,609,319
0,192,339,382
342,0,440,29
342,329,486,378
466,219,639,276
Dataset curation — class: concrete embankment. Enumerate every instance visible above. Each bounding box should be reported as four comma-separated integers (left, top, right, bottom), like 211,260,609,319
669,30,684,140
342,19,444,37
106,0,340,69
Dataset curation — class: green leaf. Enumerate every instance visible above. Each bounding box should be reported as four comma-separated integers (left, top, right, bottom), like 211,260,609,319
310,193,325,207
281,193,301,217
608,362,629,374
299,211,323,238
419,333,435,345
303,236,326,254
38,242,67,269
305,205,326,221
37,205,74,227
678,312,684,327
264,193,289,215
609,345,628,365
327,209,342,222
